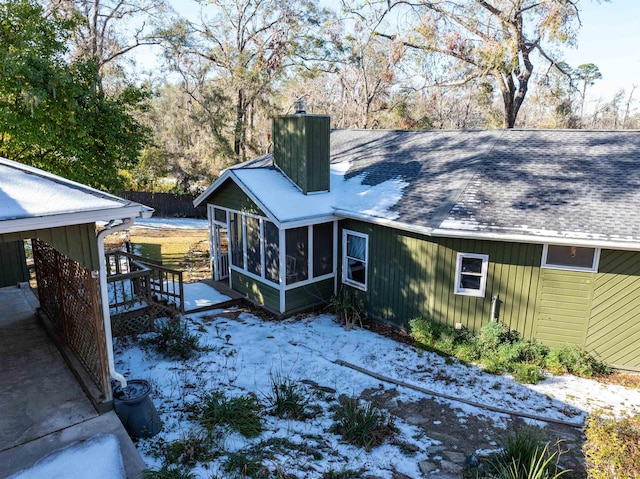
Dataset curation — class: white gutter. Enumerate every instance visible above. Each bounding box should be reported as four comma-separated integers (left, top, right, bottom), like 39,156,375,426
333,209,640,251
96,217,135,388
0,205,148,235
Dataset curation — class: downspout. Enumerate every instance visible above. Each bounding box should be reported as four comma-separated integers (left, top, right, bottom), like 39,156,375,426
97,217,134,388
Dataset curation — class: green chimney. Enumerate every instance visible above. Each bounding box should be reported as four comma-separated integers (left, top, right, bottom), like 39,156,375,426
272,113,330,195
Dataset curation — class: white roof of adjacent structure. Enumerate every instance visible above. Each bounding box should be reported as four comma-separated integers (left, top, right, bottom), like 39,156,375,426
0,157,152,234
229,160,408,224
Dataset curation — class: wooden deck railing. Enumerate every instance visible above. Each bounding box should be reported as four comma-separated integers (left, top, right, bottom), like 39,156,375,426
106,250,184,314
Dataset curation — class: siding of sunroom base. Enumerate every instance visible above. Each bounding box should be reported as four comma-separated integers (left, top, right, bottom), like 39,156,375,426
231,271,280,312
285,278,334,315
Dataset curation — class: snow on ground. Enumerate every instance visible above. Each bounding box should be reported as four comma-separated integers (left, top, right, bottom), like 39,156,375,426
183,282,230,310
113,284,640,478
131,217,208,230
8,434,125,479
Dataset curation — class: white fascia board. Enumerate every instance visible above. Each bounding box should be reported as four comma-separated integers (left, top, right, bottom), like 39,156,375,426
193,170,284,226
0,205,149,235
333,208,640,252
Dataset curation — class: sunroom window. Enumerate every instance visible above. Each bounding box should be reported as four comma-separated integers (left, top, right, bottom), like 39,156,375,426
285,227,308,284
342,230,368,291
454,253,489,297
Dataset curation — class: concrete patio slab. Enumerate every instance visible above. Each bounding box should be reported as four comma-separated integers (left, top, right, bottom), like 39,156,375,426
0,285,146,478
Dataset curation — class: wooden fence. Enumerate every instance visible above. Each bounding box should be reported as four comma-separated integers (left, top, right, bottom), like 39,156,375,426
120,191,207,218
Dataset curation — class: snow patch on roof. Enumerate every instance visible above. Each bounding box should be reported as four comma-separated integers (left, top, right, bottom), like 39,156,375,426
233,161,408,223
0,163,127,221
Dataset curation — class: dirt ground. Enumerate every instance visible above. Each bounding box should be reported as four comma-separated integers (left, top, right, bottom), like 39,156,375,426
104,226,211,283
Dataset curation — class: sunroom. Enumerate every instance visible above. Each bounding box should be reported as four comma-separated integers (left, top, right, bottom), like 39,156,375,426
195,112,341,315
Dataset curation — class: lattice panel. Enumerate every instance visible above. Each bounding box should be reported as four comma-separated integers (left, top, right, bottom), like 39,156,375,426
32,239,62,333
32,239,109,396
112,311,152,337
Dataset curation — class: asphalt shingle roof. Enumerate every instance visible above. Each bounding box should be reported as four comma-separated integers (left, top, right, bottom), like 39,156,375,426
224,128,640,246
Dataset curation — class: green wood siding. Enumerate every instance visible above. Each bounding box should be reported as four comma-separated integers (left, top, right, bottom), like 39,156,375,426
533,269,593,347
209,180,265,216
343,220,543,336
0,240,29,287
273,115,330,194
285,278,334,314
0,223,99,270
587,250,640,370
231,270,280,312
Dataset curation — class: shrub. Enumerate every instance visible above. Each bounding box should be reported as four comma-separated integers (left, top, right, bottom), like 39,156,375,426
583,411,640,479
266,372,312,420
143,465,196,479
410,316,610,383
191,391,263,438
154,318,200,360
486,427,568,479
409,317,470,355
512,363,546,384
329,395,397,451
330,289,362,329
545,345,611,378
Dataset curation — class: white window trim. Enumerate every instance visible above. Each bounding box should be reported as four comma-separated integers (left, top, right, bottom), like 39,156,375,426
454,252,489,297
342,229,368,291
541,244,600,272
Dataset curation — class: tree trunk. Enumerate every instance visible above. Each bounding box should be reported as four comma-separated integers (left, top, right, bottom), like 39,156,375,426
234,89,244,158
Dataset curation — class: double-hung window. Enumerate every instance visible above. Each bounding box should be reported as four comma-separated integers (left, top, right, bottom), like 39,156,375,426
342,230,368,291
454,253,489,297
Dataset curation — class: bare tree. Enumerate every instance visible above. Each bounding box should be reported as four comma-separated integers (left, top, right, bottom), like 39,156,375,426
162,0,329,162
373,0,581,128
46,0,168,80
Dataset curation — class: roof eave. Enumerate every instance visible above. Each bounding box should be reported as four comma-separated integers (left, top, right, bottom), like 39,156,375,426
0,205,151,235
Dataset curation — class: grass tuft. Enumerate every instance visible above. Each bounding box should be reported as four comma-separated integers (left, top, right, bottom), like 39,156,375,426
266,371,314,420
329,395,397,451
142,464,196,479
190,390,263,438
152,318,200,360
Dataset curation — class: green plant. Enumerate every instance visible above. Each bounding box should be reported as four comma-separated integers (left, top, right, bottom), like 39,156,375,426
163,430,216,466
511,363,546,384
192,391,263,438
223,452,270,478
486,427,567,479
154,318,200,360
266,372,312,420
142,464,196,479
330,289,362,329
322,469,364,479
545,345,611,378
583,411,640,479
329,395,397,451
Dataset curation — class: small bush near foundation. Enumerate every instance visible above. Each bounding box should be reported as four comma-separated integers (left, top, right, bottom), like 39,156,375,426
143,464,196,479
409,316,610,383
545,345,611,377
191,391,263,438
329,395,397,451
154,318,200,360
583,411,640,479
